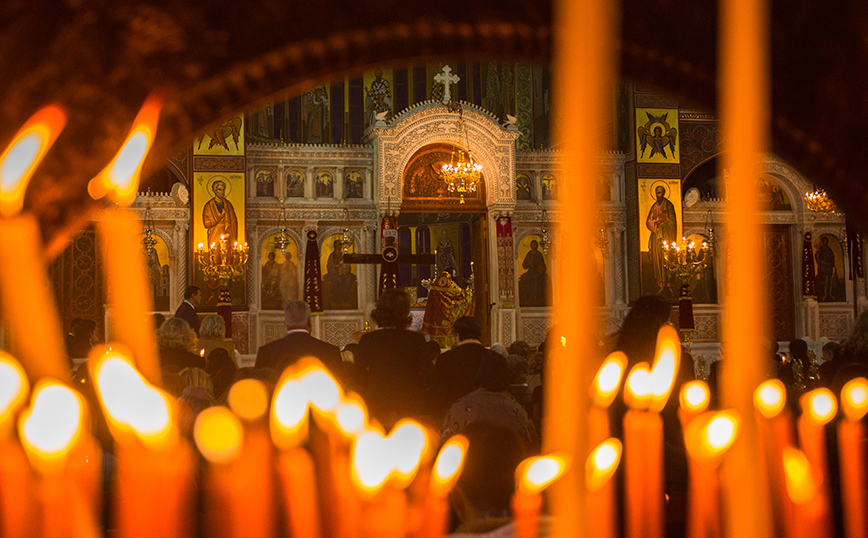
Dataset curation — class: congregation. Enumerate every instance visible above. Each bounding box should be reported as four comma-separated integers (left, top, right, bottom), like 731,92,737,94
61,288,868,537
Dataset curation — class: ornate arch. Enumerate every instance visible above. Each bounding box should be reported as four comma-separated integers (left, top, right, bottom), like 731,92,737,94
372,101,520,213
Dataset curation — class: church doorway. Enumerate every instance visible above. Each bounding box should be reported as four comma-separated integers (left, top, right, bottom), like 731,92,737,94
396,212,491,345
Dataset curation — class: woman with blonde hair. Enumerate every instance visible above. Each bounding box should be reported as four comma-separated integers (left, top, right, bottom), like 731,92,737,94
158,316,205,370
196,313,236,362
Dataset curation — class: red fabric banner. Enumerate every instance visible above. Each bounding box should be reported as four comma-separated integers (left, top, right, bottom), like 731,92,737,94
802,231,817,298
496,216,515,305
849,226,864,281
304,229,323,313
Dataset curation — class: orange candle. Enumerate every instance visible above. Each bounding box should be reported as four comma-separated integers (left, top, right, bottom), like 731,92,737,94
797,387,836,538
838,378,868,538
0,105,70,381
421,435,468,538
90,94,163,386
0,354,31,538
589,352,626,446
719,0,775,534
585,439,622,538
90,348,193,538
679,381,711,431
623,363,653,538
513,454,570,538
782,447,829,538
753,379,795,533
548,0,617,535
352,428,406,538
683,411,741,538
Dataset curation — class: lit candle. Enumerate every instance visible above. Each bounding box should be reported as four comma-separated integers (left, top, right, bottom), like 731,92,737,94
679,381,711,431
422,435,468,538
89,94,164,386
18,381,98,538
513,454,570,538
271,368,320,538
753,379,795,536
838,378,868,538
589,352,626,446
623,362,652,538
0,354,30,538
683,410,741,538
0,106,70,381
782,447,829,538
90,348,193,538
585,439,622,538
719,0,775,533
797,388,836,538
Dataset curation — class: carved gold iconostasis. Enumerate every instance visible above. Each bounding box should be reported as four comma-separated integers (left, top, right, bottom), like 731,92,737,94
260,233,300,310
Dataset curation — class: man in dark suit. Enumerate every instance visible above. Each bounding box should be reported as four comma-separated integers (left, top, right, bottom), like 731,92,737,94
255,300,342,377
174,286,202,336
435,316,507,407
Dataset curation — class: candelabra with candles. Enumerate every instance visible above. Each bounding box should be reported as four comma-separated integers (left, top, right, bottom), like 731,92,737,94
804,187,841,215
662,236,713,346
196,235,249,287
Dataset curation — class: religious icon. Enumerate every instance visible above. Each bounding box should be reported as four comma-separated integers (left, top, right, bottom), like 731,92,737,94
315,170,334,198
202,176,239,247
321,234,358,310
195,116,244,155
286,170,305,198
638,178,682,298
344,170,364,199
302,84,330,144
260,233,299,310
758,177,792,210
636,108,679,163
365,69,393,127
517,234,550,307
140,232,170,311
255,169,275,197
541,173,557,200
516,174,533,201
814,234,845,302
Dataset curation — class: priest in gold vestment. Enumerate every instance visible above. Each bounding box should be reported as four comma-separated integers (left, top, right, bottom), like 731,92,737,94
422,271,474,348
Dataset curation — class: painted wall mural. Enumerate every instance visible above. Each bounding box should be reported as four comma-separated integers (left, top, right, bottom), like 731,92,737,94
517,233,551,307
638,178,683,298
814,233,846,302
636,108,679,163
260,233,300,310
320,233,358,310
141,233,170,312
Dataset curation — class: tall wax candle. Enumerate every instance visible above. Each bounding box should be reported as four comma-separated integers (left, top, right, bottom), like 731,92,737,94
585,439,622,538
422,435,468,538
589,352,626,446
838,378,868,538
796,388,836,538
0,355,30,538
513,454,570,538
753,379,795,533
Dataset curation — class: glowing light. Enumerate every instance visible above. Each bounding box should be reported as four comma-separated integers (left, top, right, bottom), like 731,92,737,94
19,382,82,466
704,411,740,452
430,435,468,497
680,381,710,414
228,379,269,421
585,439,622,491
0,105,66,216
782,447,819,505
88,93,162,206
754,379,786,418
351,429,392,493
648,325,681,412
0,353,28,418
591,352,626,408
388,420,430,485
334,394,368,437
841,377,868,421
301,367,342,413
193,407,243,464
92,350,174,449
271,377,308,448
801,388,837,426
624,363,652,410
517,453,570,494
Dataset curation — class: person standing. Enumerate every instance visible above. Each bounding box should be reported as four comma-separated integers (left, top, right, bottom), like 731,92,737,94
435,316,507,407
174,286,202,336
255,300,342,378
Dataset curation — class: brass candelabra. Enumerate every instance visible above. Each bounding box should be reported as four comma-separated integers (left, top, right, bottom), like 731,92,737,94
661,236,712,284
196,234,249,286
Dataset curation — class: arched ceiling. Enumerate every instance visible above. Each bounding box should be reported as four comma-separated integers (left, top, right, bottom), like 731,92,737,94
3,0,866,255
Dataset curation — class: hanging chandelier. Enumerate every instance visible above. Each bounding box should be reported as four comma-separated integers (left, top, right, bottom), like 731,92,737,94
804,187,841,215
140,189,157,257
273,200,290,253
441,106,482,204
340,206,354,254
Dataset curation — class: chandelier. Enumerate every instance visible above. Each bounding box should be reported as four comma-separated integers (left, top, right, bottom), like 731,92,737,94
804,187,841,215
140,189,157,257
341,206,354,254
661,236,712,284
441,106,482,204
196,235,249,286
539,205,552,255
273,201,290,253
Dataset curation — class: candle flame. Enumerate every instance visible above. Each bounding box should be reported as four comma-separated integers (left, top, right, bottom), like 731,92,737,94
782,447,819,505
679,380,710,414
88,93,162,206
517,453,570,494
704,410,740,452
754,379,786,418
334,392,368,437
591,352,626,408
0,105,66,217
228,379,269,421
193,406,243,464
351,428,393,494
389,419,431,486
648,325,681,412
585,438,622,491
841,378,868,421
300,365,343,413
91,349,175,449
0,352,29,420
624,363,652,410
430,435,468,498
270,376,309,448
19,381,83,470
800,388,837,426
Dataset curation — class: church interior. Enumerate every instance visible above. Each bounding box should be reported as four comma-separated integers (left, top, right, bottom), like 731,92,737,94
5,1,868,537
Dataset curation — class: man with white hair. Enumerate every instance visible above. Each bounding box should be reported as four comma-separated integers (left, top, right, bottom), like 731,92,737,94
254,300,342,377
